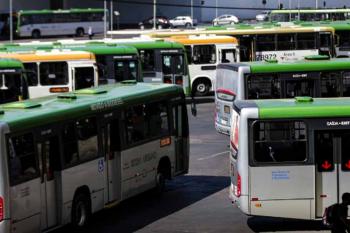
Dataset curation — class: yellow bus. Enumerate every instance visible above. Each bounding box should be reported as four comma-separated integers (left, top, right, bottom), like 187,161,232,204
0,50,98,98
166,35,239,96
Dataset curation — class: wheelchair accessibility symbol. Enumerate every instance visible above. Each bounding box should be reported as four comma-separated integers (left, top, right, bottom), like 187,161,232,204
98,159,104,173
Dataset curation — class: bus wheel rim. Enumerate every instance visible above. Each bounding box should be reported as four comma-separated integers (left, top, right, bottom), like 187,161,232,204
197,83,206,93
76,201,87,227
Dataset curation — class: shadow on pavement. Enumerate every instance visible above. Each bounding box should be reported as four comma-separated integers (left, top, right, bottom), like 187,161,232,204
247,216,328,232
54,175,229,233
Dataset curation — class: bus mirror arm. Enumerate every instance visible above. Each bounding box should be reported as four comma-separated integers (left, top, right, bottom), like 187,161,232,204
191,98,197,117
334,34,340,47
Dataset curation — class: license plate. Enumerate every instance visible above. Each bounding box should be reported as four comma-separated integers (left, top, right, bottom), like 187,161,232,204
224,105,230,114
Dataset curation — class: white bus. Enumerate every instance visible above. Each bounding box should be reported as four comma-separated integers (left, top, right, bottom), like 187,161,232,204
16,8,107,38
0,82,189,232
167,35,239,96
229,97,350,220
0,50,98,98
215,57,350,135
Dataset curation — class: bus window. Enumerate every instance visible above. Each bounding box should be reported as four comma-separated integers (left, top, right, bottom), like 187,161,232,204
125,105,146,144
40,62,68,85
77,117,99,161
185,46,192,64
23,63,38,86
256,34,275,51
192,45,216,64
320,72,341,97
146,102,169,137
285,79,315,98
252,121,307,163
115,60,138,82
62,122,79,167
140,49,155,72
342,72,350,97
315,131,334,172
221,49,236,63
337,31,350,49
297,33,316,50
0,72,23,103
277,34,296,51
246,74,281,99
8,133,38,185
74,67,95,90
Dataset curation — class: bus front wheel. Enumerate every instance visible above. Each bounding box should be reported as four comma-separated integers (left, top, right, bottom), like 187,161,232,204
193,79,211,96
31,30,41,39
71,192,91,229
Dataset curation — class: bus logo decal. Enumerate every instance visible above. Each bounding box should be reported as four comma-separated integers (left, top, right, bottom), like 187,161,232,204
98,159,104,173
91,99,123,111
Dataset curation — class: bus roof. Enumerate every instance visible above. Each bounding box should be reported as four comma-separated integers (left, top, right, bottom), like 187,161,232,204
0,82,183,132
166,35,238,45
18,8,104,15
0,58,23,69
148,26,334,38
0,42,139,56
122,40,185,50
298,21,350,30
0,50,96,62
270,8,350,14
235,97,350,119
221,57,350,73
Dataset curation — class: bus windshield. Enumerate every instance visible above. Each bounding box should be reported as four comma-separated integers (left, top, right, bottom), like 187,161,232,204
0,71,25,104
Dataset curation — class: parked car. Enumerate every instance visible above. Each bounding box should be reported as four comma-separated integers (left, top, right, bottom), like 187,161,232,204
212,14,239,26
169,16,194,28
139,16,171,29
256,11,270,21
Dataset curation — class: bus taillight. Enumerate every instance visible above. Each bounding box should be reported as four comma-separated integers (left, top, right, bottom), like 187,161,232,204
175,76,183,85
164,77,172,84
50,87,69,93
235,173,241,197
0,196,3,221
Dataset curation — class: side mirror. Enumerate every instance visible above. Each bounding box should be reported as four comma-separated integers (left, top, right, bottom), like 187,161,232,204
191,99,197,117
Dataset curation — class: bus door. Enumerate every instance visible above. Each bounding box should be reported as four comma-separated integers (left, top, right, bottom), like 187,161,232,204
103,117,122,204
238,35,253,62
172,99,189,175
37,134,60,230
315,130,350,218
162,53,185,86
280,72,319,98
71,64,97,91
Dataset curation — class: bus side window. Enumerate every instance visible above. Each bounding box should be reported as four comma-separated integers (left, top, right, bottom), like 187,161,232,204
62,122,79,167
221,49,236,63
125,105,147,144
76,117,99,161
8,133,39,185
23,63,38,86
297,33,316,50
146,101,170,137
40,62,69,86
256,34,276,52
252,121,307,163
193,45,216,64
342,72,350,97
320,72,340,97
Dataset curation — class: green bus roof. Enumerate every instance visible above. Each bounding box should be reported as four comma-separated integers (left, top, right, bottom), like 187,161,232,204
122,41,185,50
253,97,350,119
18,8,105,15
298,20,350,31
244,58,350,73
0,58,23,69
0,83,183,132
0,43,138,56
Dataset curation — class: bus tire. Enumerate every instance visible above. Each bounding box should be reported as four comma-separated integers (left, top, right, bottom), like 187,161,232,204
193,79,211,96
155,157,171,195
31,30,41,39
71,192,91,229
155,171,165,195
76,28,85,37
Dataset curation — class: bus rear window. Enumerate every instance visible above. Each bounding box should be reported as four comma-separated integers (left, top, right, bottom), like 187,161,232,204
246,74,281,99
140,49,155,72
252,121,307,163
0,72,23,104
40,62,68,86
